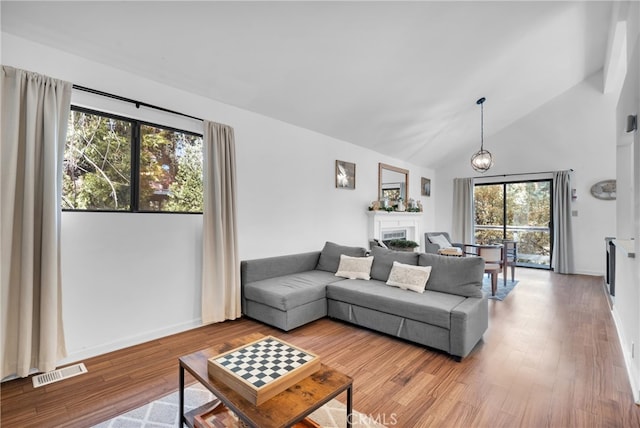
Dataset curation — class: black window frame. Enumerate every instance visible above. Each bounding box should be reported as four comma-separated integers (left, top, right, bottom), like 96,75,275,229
63,105,204,214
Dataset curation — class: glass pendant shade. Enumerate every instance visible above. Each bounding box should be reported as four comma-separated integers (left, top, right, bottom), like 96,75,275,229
471,97,493,173
471,149,493,172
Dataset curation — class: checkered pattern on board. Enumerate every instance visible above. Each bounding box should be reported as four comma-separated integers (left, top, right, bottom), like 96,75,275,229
214,338,315,388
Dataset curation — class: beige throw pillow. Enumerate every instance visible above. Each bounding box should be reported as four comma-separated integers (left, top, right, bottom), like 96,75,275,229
386,261,432,293
335,255,374,280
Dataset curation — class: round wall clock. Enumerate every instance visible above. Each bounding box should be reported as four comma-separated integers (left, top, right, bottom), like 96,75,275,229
590,179,616,200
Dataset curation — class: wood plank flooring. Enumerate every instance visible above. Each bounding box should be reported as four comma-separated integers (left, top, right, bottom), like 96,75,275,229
2,269,639,427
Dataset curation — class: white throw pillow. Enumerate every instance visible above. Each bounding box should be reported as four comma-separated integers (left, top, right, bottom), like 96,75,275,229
429,234,452,249
386,261,432,293
335,255,374,280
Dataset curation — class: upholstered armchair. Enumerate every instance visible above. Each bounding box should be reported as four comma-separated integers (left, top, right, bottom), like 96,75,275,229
424,232,464,254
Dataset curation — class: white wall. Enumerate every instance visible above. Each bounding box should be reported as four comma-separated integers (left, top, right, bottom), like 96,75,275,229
612,0,640,403
434,72,618,276
2,33,435,364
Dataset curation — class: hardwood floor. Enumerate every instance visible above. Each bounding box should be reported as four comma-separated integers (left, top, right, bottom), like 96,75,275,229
2,269,639,427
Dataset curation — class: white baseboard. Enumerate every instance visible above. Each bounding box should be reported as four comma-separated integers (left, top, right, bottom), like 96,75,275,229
58,318,203,366
611,306,640,404
574,269,605,277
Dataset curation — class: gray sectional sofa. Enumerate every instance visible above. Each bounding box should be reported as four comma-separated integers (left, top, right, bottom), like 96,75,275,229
241,242,488,359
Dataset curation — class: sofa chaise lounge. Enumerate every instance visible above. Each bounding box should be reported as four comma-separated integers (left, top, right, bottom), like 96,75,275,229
241,242,488,359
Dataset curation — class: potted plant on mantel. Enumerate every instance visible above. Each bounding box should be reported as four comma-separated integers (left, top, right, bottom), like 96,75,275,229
389,239,419,252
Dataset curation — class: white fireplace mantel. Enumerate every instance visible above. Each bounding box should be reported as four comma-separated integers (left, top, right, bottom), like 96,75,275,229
367,211,424,251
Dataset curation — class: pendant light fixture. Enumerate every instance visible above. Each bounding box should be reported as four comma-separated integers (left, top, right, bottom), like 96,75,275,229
471,97,493,173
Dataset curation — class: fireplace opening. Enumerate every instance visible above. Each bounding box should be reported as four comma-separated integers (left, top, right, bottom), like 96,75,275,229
381,229,407,247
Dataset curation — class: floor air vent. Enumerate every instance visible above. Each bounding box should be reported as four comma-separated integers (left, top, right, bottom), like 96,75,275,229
32,363,88,388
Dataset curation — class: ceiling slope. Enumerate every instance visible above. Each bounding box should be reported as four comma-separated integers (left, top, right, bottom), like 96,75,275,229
1,1,612,168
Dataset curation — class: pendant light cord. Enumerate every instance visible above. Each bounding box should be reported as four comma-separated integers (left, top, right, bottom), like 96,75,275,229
477,97,485,151
480,102,484,150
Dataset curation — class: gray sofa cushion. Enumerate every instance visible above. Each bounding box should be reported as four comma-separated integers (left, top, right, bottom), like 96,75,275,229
244,270,341,311
369,246,419,281
241,252,321,284
316,241,368,273
418,253,484,298
326,279,466,329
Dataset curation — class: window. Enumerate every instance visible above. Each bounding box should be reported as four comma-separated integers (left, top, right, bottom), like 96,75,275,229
63,107,203,213
474,180,553,269
138,124,203,212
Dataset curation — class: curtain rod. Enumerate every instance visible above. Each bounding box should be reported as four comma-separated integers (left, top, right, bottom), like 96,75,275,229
72,84,204,122
474,169,573,179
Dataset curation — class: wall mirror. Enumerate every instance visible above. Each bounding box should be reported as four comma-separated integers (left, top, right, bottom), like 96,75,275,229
378,163,409,204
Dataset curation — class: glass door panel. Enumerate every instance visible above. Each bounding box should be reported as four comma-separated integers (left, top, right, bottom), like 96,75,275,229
474,184,504,244
474,180,552,269
506,181,551,268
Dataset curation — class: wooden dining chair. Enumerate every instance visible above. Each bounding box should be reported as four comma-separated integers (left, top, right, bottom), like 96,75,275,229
478,246,503,295
478,246,503,266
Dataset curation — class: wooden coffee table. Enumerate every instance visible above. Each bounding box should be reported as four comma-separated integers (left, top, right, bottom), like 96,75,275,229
179,333,353,428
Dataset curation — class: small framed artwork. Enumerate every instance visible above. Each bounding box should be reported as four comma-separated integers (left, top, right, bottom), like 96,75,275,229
421,177,431,197
382,188,400,201
335,160,356,189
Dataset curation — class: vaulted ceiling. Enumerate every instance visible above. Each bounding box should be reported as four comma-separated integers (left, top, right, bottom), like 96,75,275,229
1,1,613,168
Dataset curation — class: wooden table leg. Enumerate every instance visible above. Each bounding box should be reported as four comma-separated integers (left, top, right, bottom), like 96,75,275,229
503,248,507,286
491,271,498,296
503,261,508,286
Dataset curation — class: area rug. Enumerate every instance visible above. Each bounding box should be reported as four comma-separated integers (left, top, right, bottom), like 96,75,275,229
92,383,385,428
481,276,519,301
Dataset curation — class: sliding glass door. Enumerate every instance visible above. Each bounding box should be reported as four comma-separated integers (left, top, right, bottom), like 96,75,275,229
474,180,553,269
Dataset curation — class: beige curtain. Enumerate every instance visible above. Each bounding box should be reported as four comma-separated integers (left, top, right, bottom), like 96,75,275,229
1,66,71,378
201,120,241,324
452,177,474,244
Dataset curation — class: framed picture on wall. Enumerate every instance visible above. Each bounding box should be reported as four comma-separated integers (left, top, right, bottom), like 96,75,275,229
421,177,431,197
382,188,400,201
335,160,356,189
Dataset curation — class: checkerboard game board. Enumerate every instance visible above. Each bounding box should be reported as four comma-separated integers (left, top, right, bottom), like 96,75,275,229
214,337,315,388
207,336,321,405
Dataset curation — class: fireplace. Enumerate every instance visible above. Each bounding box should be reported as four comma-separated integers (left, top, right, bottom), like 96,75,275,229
605,237,615,297
380,229,407,246
367,211,423,252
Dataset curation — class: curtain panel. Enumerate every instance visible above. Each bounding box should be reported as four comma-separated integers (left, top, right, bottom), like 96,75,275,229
552,170,575,274
452,177,474,244
201,121,241,324
1,66,71,378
